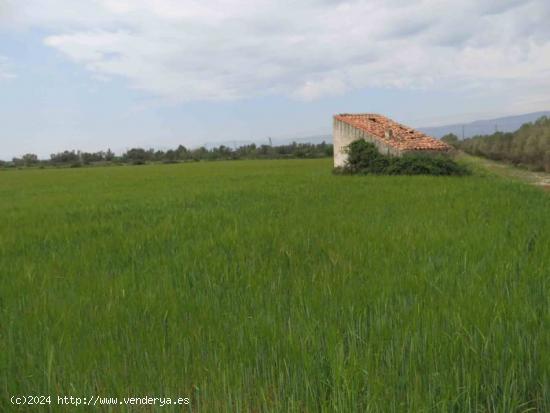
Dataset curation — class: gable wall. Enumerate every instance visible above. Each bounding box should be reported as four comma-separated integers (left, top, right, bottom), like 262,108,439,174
333,118,402,168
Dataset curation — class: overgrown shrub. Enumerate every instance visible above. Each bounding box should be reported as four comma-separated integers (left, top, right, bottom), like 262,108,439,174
341,140,469,176
345,140,391,174
388,154,469,176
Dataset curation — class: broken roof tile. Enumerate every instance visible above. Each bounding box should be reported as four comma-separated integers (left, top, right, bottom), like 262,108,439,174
335,113,450,152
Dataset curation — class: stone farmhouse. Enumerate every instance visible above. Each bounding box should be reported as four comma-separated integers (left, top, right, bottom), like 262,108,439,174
333,114,451,168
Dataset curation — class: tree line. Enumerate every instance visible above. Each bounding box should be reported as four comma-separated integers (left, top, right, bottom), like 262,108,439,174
2,142,333,168
441,116,550,172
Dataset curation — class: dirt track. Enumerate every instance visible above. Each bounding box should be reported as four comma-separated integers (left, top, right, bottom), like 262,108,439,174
460,154,550,191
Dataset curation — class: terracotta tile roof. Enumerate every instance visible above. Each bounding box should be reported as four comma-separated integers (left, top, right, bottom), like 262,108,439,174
335,113,450,152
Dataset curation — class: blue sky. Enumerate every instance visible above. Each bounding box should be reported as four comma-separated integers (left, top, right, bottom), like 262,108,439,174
1,0,550,159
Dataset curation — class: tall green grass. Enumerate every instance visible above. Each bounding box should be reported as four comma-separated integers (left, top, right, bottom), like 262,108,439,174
1,159,548,412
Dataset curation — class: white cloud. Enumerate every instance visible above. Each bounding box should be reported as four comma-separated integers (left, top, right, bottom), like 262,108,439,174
5,0,550,103
293,77,349,101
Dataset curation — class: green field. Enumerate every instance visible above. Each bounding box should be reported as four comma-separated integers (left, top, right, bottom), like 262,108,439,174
1,159,549,412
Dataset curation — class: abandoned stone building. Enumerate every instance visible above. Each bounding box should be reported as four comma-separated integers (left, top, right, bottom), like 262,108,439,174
333,114,451,168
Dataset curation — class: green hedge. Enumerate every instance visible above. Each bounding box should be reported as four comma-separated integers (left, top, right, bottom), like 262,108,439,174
340,140,469,176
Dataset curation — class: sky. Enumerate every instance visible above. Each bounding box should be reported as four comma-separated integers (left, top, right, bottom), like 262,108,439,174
1,0,550,159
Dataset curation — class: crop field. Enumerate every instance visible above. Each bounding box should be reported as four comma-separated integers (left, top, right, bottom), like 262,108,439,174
1,159,549,412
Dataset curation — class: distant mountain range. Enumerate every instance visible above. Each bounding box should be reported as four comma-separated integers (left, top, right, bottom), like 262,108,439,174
418,111,550,139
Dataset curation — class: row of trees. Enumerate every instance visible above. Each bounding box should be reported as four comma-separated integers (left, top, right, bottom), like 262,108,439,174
3,142,333,168
442,116,550,172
